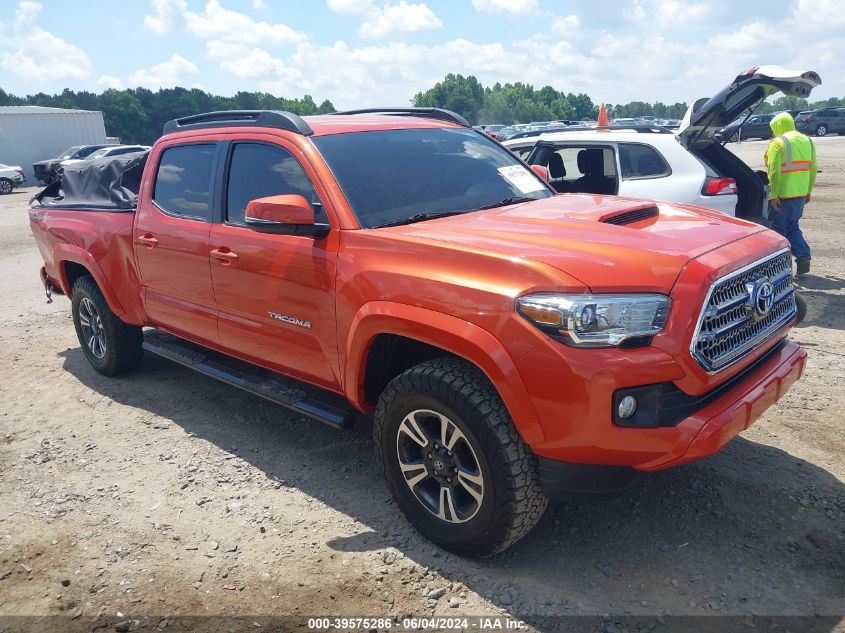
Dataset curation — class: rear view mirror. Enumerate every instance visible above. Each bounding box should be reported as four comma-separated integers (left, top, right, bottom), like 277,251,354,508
530,164,550,183
244,195,329,238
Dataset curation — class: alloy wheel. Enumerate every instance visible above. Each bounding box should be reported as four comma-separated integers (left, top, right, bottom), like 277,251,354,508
78,296,107,359
0,180,11,194
395,409,485,523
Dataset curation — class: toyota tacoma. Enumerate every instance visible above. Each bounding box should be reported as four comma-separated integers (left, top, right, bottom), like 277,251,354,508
30,107,807,556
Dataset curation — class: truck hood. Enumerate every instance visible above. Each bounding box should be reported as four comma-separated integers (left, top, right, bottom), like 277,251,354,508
385,195,768,293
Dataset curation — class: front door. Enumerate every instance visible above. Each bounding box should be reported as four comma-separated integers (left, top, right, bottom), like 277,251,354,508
135,142,219,345
209,138,340,389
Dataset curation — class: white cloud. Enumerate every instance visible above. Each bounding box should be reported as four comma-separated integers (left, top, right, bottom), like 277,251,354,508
793,0,845,28
97,75,125,90
653,0,708,27
252,0,267,9
0,1,91,81
128,54,199,88
326,0,374,13
143,0,187,35
143,0,307,45
185,0,307,45
325,0,441,38
14,0,40,29
359,2,442,38
471,0,538,15
551,15,580,37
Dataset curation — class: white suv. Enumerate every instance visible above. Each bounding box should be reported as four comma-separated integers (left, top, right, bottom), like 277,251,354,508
505,66,821,222
505,128,739,215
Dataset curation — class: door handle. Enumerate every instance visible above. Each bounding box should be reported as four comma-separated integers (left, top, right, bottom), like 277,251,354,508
210,248,239,264
137,234,158,248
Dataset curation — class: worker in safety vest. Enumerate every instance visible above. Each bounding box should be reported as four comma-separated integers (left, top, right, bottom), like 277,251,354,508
764,112,816,275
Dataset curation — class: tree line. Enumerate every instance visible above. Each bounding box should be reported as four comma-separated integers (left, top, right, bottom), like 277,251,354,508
413,73,845,125
0,87,335,145
2,76,844,144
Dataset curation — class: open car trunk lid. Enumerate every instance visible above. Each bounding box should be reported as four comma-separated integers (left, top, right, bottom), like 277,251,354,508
677,66,821,149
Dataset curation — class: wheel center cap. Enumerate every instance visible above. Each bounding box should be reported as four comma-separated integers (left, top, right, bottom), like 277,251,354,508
433,458,446,472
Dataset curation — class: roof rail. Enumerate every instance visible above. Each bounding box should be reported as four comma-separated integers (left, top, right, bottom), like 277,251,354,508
328,107,470,127
163,110,313,136
560,125,676,134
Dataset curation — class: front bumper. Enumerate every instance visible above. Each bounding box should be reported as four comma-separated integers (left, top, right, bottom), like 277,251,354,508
517,337,806,472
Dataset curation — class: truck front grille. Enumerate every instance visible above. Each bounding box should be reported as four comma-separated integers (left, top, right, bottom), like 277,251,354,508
691,250,796,373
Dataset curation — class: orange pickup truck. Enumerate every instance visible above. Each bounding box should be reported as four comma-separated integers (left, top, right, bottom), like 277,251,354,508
30,108,806,556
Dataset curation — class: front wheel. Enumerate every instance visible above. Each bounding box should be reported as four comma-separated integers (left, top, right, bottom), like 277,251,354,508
0,178,12,195
373,358,548,557
71,276,143,376
816,125,827,137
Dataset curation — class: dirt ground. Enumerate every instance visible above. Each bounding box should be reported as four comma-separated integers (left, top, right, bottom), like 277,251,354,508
0,139,843,633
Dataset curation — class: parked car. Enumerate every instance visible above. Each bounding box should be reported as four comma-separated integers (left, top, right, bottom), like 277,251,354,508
0,163,26,194
715,113,775,142
795,108,845,136
506,127,742,215
58,145,150,172
31,106,806,557
33,144,116,184
507,66,821,223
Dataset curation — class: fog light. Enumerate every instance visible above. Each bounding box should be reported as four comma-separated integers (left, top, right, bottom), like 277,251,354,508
618,395,637,419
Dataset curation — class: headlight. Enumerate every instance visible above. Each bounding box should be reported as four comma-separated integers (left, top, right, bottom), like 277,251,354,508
516,293,671,347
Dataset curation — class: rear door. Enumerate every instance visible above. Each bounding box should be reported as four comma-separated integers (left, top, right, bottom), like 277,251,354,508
134,141,220,345
209,136,341,389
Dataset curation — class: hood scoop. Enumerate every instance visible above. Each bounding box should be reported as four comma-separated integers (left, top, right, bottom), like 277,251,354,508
600,205,659,226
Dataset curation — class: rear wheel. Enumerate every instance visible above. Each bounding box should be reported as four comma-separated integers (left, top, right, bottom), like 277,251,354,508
71,276,143,376
816,125,827,137
0,178,12,195
373,358,548,557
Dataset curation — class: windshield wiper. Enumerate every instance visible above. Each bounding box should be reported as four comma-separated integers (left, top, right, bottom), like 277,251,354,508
371,210,466,229
476,196,537,211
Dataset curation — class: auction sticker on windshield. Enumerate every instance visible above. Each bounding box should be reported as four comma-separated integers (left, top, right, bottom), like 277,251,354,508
497,165,545,194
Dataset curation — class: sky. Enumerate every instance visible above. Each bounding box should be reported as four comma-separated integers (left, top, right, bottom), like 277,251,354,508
0,0,842,110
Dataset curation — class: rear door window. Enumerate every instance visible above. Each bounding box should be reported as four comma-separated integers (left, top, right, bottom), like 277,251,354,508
535,144,618,194
618,143,670,179
153,144,216,220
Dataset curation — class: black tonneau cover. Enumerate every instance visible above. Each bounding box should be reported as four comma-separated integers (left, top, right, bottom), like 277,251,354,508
31,151,149,211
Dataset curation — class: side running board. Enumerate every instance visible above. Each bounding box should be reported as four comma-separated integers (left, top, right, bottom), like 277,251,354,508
142,331,357,430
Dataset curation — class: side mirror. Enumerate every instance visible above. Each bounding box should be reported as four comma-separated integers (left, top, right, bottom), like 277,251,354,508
244,194,329,238
530,164,550,183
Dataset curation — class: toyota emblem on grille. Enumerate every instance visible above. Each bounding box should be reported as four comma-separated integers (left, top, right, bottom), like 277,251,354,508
746,278,775,320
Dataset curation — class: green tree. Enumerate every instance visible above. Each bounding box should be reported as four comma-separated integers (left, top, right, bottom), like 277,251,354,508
98,90,149,143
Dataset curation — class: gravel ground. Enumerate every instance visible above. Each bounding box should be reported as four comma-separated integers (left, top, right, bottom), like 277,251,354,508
0,139,842,633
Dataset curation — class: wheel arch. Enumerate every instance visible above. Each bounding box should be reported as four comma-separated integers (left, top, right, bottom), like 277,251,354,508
55,245,126,317
345,301,544,445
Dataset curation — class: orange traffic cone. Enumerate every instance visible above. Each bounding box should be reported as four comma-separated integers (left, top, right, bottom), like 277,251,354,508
597,103,609,127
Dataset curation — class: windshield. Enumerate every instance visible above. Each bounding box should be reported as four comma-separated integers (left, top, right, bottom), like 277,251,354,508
87,148,110,159
75,146,106,159
59,145,83,159
313,127,552,229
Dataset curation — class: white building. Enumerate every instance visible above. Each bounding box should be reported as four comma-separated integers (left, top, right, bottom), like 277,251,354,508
0,106,108,183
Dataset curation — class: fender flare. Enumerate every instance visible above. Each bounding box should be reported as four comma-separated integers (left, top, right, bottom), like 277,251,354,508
54,244,126,317
344,301,544,445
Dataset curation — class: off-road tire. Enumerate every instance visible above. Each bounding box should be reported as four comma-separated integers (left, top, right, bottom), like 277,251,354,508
373,357,548,557
816,125,827,137
0,178,12,195
71,276,143,376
